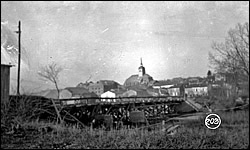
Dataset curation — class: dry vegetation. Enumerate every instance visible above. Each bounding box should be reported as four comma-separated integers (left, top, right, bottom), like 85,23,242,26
1,95,249,149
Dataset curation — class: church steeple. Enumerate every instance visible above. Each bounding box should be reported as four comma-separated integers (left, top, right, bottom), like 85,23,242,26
138,58,145,77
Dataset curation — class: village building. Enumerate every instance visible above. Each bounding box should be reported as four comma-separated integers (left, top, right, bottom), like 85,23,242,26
100,88,127,102
167,84,185,96
146,88,161,96
206,71,249,98
152,80,174,89
101,91,116,102
76,81,93,89
60,87,98,105
61,87,98,99
124,58,154,88
184,84,208,97
156,88,170,96
187,77,201,85
122,88,152,97
78,80,120,96
40,89,63,99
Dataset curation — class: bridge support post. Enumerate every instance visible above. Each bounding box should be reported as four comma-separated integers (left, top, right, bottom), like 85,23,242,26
162,120,165,130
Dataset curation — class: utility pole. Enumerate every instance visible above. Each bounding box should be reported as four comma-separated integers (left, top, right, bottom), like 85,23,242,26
16,21,21,95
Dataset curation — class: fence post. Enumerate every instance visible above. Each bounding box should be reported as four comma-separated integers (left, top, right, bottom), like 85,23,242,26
162,120,165,131
90,122,93,135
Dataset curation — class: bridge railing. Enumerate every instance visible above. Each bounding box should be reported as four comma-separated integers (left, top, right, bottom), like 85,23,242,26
54,96,184,106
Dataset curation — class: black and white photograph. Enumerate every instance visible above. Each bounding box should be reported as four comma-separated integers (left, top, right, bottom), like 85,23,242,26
1,1,249,149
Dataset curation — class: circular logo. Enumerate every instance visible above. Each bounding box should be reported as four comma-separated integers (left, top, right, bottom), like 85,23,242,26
205,113,221,129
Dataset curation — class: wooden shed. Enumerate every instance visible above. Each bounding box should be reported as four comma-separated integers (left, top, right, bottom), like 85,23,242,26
1,64,13,105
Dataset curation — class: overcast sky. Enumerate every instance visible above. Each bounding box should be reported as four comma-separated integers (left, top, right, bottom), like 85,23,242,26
1,1,249,93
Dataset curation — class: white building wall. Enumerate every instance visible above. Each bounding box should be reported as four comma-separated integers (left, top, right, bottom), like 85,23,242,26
101,91,116,102
185,86,208,96
153,84,174,89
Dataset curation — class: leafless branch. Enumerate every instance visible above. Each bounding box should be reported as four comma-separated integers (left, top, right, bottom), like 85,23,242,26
38,62,64,124
209,22,249,77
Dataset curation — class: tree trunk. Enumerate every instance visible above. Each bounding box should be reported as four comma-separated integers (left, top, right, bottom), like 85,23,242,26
52,81,63,124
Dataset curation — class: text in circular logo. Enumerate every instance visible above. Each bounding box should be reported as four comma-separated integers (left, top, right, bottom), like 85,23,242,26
205,113,221,129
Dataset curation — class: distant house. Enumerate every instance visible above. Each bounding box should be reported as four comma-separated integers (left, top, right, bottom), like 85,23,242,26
101,91,116,98
185,84,208,97
122,90,137,97
43,89,63,99
101,91,116,102
37,87,93,99
136,90,152,97
146,87,170,96
100,80,120,91
100,88,128,102
63,87,97,98
157,88,170,96
167,84,185,96
76,81,93,89
152,80,174,89
187,77,200,85
207,72,245,98
88,80,120,96
61,87,98,105
122,89,151,97
146,88,160,96
110,88,127,97
171,77,185,84
60,89,72,99
32,87,98,105
31,89,61,99
124,58,155,88
124,74,154,88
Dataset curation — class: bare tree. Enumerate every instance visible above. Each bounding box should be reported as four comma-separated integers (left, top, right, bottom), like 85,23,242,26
38,62,63,124
209,22,249,97
209,22,249,77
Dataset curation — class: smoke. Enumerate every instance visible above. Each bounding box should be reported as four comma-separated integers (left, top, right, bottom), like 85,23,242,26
1,21,37,94
1,21,30,68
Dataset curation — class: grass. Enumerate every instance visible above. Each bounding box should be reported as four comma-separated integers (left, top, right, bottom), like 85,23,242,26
1,95,249,149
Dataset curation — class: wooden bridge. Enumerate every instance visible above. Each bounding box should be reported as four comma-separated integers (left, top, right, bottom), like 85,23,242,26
54,96,190,129
8,95,203,129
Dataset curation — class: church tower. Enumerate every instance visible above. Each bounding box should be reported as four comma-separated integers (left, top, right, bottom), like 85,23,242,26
138,58,145,77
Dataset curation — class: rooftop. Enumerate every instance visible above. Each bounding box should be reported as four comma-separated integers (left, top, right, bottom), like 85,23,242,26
65,87,90,95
